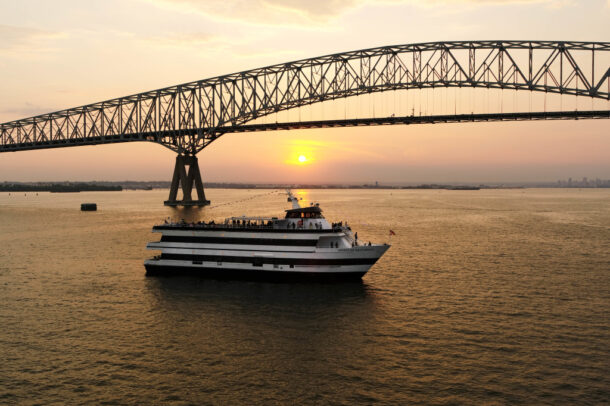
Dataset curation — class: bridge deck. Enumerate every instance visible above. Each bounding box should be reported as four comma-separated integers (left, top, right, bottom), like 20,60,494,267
227,110,610,133
1,110,608,152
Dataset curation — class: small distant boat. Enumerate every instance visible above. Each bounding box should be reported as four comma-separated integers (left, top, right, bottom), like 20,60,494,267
144,191,390,281
80,203,97,211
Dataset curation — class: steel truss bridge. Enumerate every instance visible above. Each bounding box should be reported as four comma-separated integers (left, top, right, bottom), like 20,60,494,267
1,41,609,205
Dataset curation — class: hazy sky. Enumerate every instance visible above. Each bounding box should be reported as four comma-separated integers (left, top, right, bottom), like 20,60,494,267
0,0,609,183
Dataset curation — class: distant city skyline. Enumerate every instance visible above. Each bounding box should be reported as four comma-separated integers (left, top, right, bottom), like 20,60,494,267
1,0,609,183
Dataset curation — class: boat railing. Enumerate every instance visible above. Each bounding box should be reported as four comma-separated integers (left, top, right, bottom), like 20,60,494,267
157,221,276,230
156,220,350,232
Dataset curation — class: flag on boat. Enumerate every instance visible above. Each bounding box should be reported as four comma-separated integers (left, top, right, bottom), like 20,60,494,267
389,230,396,236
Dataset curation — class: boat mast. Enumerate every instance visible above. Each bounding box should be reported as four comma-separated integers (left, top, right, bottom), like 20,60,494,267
286,189,301,209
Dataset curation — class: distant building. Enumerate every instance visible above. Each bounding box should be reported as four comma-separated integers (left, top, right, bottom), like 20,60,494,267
555,176,609,188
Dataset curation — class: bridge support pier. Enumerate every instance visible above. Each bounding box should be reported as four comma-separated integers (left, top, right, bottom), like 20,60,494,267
164,154,210,207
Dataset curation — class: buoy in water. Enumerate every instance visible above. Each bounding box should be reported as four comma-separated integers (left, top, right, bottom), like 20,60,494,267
81,203,97,211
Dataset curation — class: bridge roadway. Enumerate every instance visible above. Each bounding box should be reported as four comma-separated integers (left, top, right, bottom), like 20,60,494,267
0,110,608,152
224,110,610,134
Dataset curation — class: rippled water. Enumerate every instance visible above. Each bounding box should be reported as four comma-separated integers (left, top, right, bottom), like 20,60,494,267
1,189,608,404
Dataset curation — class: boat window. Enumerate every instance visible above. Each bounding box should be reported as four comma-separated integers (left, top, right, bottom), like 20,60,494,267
285,209,323,219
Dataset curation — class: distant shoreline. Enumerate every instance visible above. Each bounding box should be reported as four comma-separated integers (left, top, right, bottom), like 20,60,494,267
0,183,122,193
1,181,609,191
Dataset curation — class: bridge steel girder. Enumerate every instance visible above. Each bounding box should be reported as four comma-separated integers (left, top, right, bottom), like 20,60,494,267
1,41,609,155
1,110,608,153
214,110,610,134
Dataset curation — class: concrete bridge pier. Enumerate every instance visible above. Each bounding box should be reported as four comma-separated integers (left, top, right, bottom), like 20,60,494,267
164,154,210,207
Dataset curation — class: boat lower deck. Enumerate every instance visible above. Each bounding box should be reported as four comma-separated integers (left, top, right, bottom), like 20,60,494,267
144,261,367,281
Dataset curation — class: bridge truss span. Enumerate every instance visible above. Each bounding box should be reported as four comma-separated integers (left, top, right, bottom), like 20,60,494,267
1,40,609,155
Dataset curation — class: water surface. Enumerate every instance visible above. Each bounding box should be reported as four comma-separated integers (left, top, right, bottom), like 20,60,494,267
1,189,608,404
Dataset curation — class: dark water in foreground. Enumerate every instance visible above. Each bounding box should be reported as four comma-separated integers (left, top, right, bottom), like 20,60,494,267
1,189,609,405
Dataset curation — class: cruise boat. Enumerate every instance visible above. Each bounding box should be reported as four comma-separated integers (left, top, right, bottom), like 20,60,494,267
144,193,390,280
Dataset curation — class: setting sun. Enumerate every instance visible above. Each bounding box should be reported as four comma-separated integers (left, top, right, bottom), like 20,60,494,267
284,140,319,165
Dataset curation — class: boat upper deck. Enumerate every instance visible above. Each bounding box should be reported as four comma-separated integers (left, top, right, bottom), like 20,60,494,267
153,199,350,234
152,221,349,233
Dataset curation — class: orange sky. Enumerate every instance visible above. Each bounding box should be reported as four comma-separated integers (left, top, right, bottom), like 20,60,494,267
0,0,609,183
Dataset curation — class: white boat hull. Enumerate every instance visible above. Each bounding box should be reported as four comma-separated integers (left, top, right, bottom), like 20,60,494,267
144,260,378,281
145,240,389,280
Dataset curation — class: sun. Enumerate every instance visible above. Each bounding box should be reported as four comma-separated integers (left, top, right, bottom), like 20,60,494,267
298,155,307,163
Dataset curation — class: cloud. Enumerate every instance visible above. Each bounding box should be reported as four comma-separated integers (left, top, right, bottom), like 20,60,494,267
144,0,574,26
145,0,358,25
136,31,301,60
283,138,386,162
0,102,60,122
140,32,217,48
419,0,558,3
0,25,66,57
